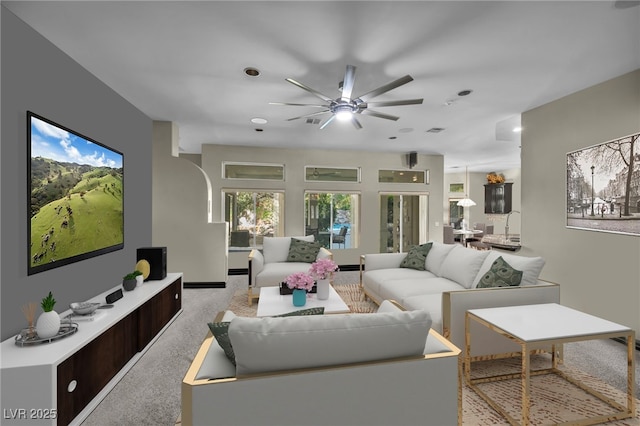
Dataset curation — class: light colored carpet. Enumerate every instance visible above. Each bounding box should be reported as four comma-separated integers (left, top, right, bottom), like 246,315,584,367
81,272,639,425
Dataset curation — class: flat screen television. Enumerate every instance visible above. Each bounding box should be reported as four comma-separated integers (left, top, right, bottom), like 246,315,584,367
28,111,124,275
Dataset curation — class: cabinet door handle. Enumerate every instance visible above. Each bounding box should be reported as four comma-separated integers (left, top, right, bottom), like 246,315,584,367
175,294,179,300
67,380,77,392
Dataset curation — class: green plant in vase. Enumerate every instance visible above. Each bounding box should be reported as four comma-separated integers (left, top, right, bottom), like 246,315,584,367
36,291,61,339
123,270,143,291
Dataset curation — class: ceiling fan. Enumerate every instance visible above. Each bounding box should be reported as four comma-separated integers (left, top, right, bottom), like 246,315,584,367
270,65,423,129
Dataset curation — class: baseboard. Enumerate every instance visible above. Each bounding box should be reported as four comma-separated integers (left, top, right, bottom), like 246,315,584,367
227,265,360,275
611,336,640,351
184,282,226,288
336,264,359,272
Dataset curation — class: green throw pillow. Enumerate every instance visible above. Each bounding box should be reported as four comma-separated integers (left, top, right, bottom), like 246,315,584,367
477,256,523,288
286,238,321,263
207,321,236,365
275,307,325,317
208,307,325,365
399,243,433,271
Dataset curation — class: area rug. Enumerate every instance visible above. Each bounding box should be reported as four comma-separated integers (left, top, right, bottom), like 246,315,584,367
221,285,640,425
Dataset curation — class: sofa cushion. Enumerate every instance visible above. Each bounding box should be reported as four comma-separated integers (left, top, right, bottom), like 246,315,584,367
263,235,315,264
207,308,325,365
229,310,432,376
378,277,462,304
477,256,523,288
472,251,545,288
439,245,490,289
399,243,433,270
425,242,456,276
255,262,315,287
286,238,321,263
402,293,444,334
363,268,437,296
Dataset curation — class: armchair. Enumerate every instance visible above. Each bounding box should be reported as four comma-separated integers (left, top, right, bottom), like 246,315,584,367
248,235,332,305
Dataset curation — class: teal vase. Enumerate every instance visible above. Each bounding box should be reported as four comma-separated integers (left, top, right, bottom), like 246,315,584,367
292,289,306,307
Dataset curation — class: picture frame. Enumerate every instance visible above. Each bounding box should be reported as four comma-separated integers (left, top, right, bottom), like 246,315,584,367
566,131,640,236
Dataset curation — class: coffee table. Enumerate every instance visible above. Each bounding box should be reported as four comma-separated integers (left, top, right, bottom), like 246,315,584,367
465,303,635,426
256,285,350,317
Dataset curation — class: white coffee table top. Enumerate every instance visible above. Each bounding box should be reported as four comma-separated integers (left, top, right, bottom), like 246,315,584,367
467,303,631,343
257,285,350,317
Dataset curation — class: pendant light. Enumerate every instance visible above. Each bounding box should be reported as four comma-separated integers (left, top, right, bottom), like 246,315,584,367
457,166,476,207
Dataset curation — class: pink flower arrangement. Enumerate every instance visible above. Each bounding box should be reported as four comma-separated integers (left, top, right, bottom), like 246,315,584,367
285,272,315,291
309,258,339,280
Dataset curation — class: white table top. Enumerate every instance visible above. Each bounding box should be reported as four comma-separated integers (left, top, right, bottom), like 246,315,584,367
468,303,632,343
257,285,350,317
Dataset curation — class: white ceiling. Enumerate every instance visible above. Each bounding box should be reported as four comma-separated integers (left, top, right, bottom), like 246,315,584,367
5,1,640,172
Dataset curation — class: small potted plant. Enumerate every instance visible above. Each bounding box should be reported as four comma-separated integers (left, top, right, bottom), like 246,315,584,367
123,270,143,291
36,291,61,339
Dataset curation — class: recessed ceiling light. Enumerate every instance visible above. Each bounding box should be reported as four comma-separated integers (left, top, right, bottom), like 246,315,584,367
426,127,445,133
244,67,260,77
457,89,473,97
251,117,268,124
389,136,397,140
255,128,264,132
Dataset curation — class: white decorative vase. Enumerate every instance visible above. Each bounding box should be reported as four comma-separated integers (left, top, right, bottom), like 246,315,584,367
136,275,144,287
36,311,61,339
317,279,330,300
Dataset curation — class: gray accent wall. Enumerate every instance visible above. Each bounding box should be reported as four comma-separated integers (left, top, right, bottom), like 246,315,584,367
522,69,640,333
1,8,152,340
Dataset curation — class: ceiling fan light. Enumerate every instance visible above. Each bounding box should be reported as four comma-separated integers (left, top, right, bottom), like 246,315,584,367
336,110,353,121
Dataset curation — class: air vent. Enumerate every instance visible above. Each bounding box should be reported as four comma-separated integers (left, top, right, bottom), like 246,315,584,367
426,127,445,133
306,118,321,125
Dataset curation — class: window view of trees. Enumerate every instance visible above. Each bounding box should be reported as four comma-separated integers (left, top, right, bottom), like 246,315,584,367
225,191,284,248
305,192,358,249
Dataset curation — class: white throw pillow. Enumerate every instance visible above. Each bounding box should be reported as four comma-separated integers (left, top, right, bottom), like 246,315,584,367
229,311,431,376
472,251,546,288
262,235,314,264
439,245,490,289
425,241,455,276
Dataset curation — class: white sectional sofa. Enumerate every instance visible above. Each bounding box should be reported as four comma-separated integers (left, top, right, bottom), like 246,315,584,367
182,301,461,426
361,242,560,358
248,235,332,304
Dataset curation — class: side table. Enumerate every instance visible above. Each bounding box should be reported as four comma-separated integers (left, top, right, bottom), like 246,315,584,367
465,303,635,426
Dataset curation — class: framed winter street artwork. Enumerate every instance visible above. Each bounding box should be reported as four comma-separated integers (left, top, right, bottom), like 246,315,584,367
566,132,640,236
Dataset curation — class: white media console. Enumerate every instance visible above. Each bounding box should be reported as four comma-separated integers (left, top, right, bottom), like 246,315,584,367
1,273,183,425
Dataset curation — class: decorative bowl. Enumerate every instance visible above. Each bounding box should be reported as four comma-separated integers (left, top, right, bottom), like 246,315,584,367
69,302,101,315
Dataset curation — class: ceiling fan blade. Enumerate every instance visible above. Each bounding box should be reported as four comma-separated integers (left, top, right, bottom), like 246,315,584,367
341,65,357,100
286,110,330,121
319,115,337,129
351,117,363,129
360,109,400,121
357,75,414,102
269,102,328,108
365,98,423,107
285,78,334,102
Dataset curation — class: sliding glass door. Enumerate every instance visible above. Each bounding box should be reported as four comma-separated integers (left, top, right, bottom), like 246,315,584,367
380,193,429,253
